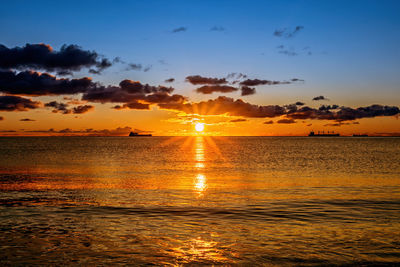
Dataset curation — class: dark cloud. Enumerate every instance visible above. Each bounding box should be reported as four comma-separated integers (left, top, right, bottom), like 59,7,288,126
82,80,185,109
286,104,400,121
273,26,304,38
241,86,256,96
45,101,94,114
0,70,94,96
20,118,35,121
172,27,187,33
158,96,400,122
230,118,247,123
72,105,94,114
126,63,142,71
24,126,149,136
143,65,152,72
45,101,70,114
159,96,286,118
226,73,247,80
56,70,73,76
277,118,296,124
240,79,291,86
0,95,42,111
319,104,339,111
264,120,274,124
0,43,111,73
324,121,359,127
295,101,305,106
112,102,150,110
0,116,4,121
186,75,227,85
119,80,174,94
164,78,175,83
210,26,225,32
196,85,238,94
313,95,328,101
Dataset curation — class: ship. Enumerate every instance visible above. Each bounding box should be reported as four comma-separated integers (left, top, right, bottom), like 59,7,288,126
129,132,152,137
308,130,340,137
352,134,368,137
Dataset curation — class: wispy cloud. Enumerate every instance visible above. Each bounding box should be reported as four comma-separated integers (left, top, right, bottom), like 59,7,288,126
273,26,304,38
210,26,225,32
171,26,187,33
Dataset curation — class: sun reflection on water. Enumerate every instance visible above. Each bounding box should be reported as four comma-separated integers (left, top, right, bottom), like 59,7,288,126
194,137,207,196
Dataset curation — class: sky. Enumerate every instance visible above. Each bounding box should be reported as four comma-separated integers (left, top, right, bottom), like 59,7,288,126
0,0,399,136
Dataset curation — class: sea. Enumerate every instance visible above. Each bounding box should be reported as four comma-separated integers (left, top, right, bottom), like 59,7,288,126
0,136,400,265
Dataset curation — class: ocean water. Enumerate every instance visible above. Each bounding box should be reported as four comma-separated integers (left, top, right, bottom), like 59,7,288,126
0,136,400,265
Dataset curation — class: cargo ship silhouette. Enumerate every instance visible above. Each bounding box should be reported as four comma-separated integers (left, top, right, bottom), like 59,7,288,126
308,130,340,137
129,132,152,137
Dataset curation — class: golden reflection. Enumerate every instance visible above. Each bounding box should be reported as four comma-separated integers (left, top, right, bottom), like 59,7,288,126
194,174,207,193
194,136,207,196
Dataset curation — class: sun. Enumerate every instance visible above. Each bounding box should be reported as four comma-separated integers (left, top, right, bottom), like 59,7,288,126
195,123,205,132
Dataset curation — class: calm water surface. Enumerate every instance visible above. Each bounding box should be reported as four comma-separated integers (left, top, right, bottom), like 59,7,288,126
1,136,400,265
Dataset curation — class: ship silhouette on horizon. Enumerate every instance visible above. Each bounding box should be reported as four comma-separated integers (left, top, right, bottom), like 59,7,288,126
129,132,152,137
308,130,340,137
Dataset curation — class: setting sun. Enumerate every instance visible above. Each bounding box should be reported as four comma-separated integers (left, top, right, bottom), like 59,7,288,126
195,123,205,132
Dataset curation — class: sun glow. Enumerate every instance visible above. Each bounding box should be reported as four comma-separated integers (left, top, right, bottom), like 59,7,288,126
195,123,205,132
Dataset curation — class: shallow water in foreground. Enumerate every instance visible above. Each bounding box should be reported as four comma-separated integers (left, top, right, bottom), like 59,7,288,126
1,136,400,265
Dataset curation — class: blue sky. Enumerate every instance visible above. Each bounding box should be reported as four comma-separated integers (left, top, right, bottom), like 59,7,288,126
1,0,399,106
0,0,400,136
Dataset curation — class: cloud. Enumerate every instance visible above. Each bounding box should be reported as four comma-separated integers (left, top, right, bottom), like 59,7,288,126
323,121,359,127
172,27,187,33
143,65,152,72
230,118,247,123
277,118,296,124
286,104,400,121
239,79,294,86
0,70,94,96
23,126,149,136
295,101,305,106
240,86,256,96
0,43,111,73
158,96,286,118
278,50,298,56
63,97,87,105
72,105,94,114
0,95,42,111
319,104,339,111
45,101,69,114
276,45,311,57
164,78,175,83
112,102,150,110
20,118,35,121
273,26,304,38
186,75,227,85
82,79,186,110
158,96,400,122
126,63,142,71
264,120,274,124
313,95,328,101
210,26,225,32
45,101,94,114
0,116,3,121
226,73,247,80
196,85,238,94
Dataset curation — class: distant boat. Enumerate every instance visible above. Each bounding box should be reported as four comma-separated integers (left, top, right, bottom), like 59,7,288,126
353,134,368,137
129,132,152,137
308,130,340,137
